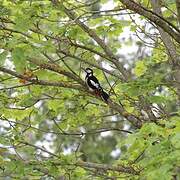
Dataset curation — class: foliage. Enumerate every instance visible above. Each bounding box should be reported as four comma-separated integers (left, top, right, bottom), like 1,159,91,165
120,117,180,180
0,0,180,179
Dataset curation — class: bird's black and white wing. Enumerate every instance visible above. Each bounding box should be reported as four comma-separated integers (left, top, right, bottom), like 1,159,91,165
90,79,100,89
89,76,102,89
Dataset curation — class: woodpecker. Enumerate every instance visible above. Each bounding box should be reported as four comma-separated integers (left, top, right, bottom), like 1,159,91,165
84,68,109,102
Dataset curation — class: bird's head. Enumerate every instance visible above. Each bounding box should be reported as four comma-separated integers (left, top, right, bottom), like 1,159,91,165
85,68,93,75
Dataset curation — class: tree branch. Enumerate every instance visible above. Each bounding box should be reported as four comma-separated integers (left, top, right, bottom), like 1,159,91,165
0,66,83,91
19,140,139,175
176,0,180,24
27,58,85,85
57,49,124,80
51,0,130,80
120,0,180,44
150,0,180,100
0,66,142,127
76,161,139,175
1,117,132,137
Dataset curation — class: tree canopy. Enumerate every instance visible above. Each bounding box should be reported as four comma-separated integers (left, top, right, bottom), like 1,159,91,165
0,0,180,179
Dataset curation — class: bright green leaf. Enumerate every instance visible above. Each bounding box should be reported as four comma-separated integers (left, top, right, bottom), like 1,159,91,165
134,61,147,77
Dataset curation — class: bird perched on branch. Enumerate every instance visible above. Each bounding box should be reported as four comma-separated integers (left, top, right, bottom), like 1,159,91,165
84,68,109,102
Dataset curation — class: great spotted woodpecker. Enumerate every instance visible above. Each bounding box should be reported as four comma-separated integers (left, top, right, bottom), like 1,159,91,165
84,68,109,102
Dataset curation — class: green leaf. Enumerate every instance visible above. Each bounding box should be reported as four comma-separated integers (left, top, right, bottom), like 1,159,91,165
14,13,32,31
12,47,27,72
18,94,37,107
148,95,168,104
152,48,168,63
171,133,180,149
48,99,63,114
3,108,32,120
134,61,147,77
122,100,135,113
0,4,10,16
0,50,8,66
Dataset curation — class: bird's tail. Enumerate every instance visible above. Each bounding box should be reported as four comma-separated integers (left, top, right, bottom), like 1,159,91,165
100,89,109,102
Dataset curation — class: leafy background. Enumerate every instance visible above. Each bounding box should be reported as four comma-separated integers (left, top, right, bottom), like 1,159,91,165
0,0,180,179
